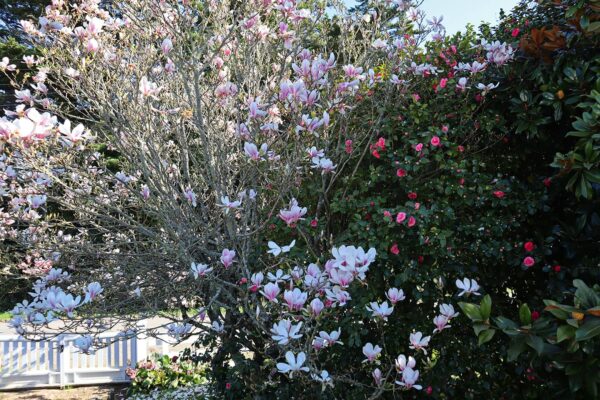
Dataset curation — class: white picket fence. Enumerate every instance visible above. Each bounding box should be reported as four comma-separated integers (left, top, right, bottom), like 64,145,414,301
0,328,176,390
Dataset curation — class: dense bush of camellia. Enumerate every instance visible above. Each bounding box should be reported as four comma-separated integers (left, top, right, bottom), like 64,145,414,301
1,0,599,399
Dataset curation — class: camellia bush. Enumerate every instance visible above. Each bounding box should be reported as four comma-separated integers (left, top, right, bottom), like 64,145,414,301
1,0,495,398
1,0,598,399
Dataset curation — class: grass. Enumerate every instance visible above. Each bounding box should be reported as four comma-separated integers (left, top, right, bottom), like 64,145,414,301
0,311,11,322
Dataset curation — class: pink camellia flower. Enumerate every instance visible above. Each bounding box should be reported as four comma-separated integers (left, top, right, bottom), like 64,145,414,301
430,136,441,147
458,145,465,152
390,243,400,255
220,248,236,268
310,219,318,228
439,78,448,89
396,212,407,223
523,241,535,252
414,202,421,210
511,28,520,37
407,216,416,227
412,93,421,102
442,125,449,133
493,190,505,199
415,143,423,152
523,256,535,268
383,210,392,218
397,168,407,177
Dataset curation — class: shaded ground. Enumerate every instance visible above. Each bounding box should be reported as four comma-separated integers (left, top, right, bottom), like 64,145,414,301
0,384,128,400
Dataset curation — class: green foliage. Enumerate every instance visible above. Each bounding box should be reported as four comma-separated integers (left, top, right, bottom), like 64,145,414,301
127,354,208,395
462,280,600,398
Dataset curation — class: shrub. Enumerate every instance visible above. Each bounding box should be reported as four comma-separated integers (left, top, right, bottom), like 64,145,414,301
126,354,208,395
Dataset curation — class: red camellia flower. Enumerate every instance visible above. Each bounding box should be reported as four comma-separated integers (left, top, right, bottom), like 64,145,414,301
390,243,400,255
553,265,561,272
226,383,232,390
407,216,416,227
531,310,540,321
418,255,424,264
426,386,433,395
493,190,505,199
523,241,535,252
523,256,535,267
511,28,520,37
543,177,552,187
408,192,417,200
397,168,407,177
310,219,318,228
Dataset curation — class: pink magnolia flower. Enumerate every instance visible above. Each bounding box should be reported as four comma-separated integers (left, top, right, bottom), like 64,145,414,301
249,272,264,292
279,198,307,227
395,354,416,372
85,38,99,53
309,298,324,316
409,331,431,354
261,282,280,302
372,368,383,386
386,288,406,304
433,315,450,333
220,248,236,268
161,38,173,54
283,288,307,311
362,342,382,362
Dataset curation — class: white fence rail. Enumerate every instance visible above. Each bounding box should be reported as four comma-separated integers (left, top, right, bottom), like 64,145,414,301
0,319,192,390
0,331,157,390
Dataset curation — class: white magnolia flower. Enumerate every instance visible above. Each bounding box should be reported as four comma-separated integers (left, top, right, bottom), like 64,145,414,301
362,342,382,362
191,262,213,279
409,332,431,354
270,320,303,345
456,278,481,297
277,351,309,377
267,240,296,256
366,301,394,320
395,367,422,390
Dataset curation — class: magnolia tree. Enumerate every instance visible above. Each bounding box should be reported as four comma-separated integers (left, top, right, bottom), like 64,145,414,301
0,0,513,397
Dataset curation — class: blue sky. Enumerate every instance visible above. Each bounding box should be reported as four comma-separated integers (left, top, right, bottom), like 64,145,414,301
344,0,521,34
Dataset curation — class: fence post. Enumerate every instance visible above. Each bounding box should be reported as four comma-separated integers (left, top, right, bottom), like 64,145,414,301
136,320,148,364
58,335,66,388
